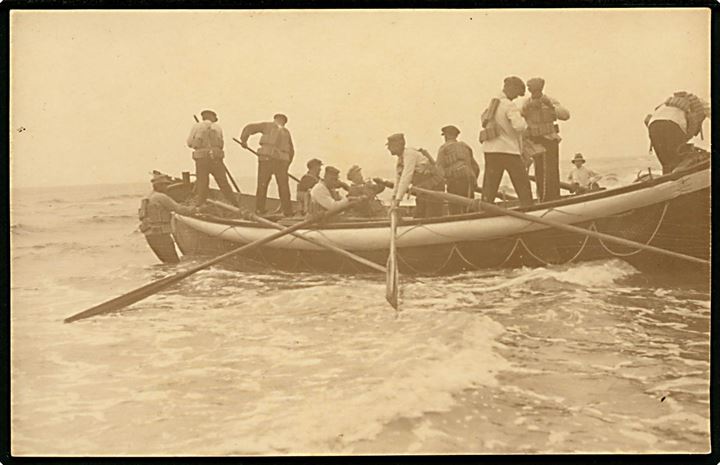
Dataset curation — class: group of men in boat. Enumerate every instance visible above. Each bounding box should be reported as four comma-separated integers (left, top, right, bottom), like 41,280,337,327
138,77,710,261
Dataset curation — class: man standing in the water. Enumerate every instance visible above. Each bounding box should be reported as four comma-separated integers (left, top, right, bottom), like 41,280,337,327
239,113,295,217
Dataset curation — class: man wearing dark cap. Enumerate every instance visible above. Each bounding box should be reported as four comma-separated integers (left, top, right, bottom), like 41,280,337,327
186,110,239,207
307,166,352,217
387,133,445,218
436,125,479,214
521,77,570,202
239,113,295,216
296,158,323,215
138,173,198,264
478,76,533,206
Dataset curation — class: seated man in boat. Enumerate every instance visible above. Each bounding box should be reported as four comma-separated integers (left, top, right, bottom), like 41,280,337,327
139,173,198,264
307,166,363,218
186,110,239,208
386,133,445,218
567,153,601,194
296,158,323,216
645,91,710,174
478,76,534,207
344,165,386,218
436,125,479,214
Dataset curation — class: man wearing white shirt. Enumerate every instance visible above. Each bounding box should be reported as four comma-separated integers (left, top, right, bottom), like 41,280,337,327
479,76,534,207
567,153,600,194
387,133,445,218
646,91,710,174
307,166,351,217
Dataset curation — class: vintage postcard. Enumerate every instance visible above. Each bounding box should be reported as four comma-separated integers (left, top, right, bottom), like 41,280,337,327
9,8,711,456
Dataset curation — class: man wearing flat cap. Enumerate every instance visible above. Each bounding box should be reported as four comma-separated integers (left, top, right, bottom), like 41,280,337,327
436,125,479,214
296,158,323,215
239,113,295,216
478,76,534,206
186,110,239,207
307,165,352,217
386,133,445,218
138,172,198,264
345,164,386,218
521,77,570,202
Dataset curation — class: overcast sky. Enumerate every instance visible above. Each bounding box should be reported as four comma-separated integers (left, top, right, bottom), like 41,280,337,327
10,8,710,188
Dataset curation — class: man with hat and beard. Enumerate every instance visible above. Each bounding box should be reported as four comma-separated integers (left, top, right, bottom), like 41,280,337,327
307,166,358,218
239,113,295,217
521,77,570,202
186,110,239,207
386,133,445,219
478,76,534,207
436,125,479,214
345,165,386,218
138,173,198,264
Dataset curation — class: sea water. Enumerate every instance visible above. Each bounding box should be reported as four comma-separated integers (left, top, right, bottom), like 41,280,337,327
10,156,710,455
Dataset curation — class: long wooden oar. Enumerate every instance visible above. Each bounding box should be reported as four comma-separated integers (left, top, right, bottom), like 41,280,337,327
528,174,575,192
386,201,400,309
64,206,353,324
193,115,242,194
409,186,709,267
232,137,302,184
207,199,386,273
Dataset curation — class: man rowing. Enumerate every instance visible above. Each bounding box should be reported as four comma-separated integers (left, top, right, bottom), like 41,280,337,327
297,158,323,216
307,166,361,218
345,165,386,218
239,113,295,217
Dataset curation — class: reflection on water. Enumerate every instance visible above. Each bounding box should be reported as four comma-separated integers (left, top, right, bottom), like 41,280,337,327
10,182,710,455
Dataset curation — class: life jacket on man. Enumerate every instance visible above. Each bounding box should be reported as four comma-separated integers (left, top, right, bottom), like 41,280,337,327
663,91,708,139
522,99,559,138
190,120,224,160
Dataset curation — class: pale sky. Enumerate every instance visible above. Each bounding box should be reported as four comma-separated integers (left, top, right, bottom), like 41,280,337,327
10,8,711,188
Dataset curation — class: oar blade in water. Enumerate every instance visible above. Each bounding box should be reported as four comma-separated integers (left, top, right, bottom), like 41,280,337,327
385,207,399,309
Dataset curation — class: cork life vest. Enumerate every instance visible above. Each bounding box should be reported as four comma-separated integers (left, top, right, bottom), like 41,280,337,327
439,141,475,180
193,122,224,160
664,91,707,138
522,97,558,137
138,192,173,235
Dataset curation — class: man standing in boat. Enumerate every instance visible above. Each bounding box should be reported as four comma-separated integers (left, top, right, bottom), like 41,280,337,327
521,77,570,202
645,91,710,174
436,125,479,214
138,173,198,264
239,113,295,217
387,133,445,218
186,110,239,207
478,76,534,206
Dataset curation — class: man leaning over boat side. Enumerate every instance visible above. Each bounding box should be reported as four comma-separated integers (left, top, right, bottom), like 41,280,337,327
478,76,534,207
239,113,295,217
138,173,198,264
296,158,323,216
522,77,570,202
436,125,479,215
645,91,711,174
186,110,239,208
345,164,387,218
307,166,361,218
387,133,445,219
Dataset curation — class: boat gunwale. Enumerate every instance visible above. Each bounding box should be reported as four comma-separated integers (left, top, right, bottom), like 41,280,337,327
182,161,709,231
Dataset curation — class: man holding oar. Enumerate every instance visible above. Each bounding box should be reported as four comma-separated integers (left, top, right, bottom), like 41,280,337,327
186,110,239,208
239,113,295,217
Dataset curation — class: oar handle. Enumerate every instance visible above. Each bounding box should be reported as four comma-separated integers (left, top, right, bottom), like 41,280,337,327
232,138,301,183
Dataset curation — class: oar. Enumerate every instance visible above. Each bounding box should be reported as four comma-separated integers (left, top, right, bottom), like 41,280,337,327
64,205,355,324
407,185,709,267
193,115,242,194
231,137,302,183
206,199,386,273
528,174,575,192
386,201,400,309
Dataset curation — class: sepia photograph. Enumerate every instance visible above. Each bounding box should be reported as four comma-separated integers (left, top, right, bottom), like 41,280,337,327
9,7,712,457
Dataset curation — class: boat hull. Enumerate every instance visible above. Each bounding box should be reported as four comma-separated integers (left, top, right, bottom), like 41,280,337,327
170,165,710,275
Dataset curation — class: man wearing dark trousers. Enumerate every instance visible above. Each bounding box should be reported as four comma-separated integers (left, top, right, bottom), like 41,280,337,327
239,113,295,216
186,110,239,207
479,76,534,207
436,125,479,214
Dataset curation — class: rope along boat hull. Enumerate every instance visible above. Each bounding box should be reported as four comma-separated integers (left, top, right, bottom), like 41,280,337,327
169,164,709,275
